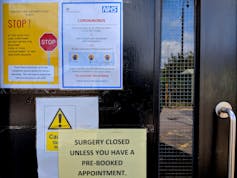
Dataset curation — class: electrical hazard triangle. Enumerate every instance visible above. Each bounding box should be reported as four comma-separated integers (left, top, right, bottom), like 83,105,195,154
48,108,72,129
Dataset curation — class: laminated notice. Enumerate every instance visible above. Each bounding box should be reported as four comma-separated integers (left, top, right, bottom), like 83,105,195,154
1,1,59,88
61,1,123,89
36,97,98,178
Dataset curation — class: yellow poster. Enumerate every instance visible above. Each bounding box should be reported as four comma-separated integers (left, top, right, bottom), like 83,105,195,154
59,129,146,178
2,2,58,88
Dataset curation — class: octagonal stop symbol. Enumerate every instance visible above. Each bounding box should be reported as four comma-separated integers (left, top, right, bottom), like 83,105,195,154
40,33,57,51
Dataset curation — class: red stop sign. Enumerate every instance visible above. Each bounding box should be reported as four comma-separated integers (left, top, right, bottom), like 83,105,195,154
40,33,57,51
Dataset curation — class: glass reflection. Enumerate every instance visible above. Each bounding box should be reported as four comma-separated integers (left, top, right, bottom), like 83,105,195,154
159,0,194,177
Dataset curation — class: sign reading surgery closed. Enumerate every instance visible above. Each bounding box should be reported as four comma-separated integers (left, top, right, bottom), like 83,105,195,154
59,129,146,178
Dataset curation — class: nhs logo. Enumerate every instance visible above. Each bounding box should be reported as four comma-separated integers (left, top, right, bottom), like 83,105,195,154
102,6,118,13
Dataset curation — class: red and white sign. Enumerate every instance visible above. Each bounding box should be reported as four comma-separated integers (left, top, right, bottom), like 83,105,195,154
40,33,57,51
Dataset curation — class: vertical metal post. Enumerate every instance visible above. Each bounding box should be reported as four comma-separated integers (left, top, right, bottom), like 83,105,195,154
181,1,184,58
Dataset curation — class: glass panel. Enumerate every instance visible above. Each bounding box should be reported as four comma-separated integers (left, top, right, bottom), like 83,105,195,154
159,0,194,177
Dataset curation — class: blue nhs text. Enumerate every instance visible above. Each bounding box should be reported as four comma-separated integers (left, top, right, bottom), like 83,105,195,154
102,6,118,13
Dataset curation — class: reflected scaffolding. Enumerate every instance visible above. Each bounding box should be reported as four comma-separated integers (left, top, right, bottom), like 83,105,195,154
159,0,194,177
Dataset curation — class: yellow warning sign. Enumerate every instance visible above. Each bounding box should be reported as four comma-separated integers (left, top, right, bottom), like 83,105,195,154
46,132,58,151
48,109,72,129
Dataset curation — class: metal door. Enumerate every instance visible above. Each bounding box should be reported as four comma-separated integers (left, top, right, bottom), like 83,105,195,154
195,0,237,177
0,1,159,178
158,0,237,177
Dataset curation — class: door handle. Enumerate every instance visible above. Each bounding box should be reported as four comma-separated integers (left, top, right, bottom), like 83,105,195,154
215,101,236,178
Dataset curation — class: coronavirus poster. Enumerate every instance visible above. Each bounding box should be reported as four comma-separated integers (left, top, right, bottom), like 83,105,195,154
61,1,123,89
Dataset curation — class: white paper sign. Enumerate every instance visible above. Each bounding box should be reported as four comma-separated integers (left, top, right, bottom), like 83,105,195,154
61,1,123,89
36,97,99,178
